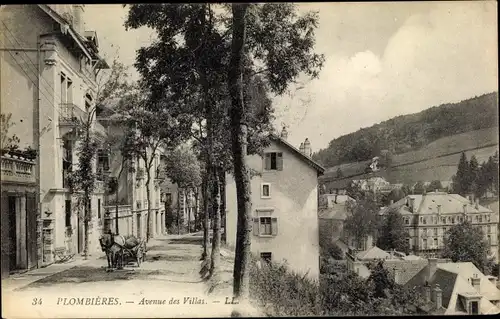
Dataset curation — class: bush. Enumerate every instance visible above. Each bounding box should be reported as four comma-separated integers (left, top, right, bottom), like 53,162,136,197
249,255,321,316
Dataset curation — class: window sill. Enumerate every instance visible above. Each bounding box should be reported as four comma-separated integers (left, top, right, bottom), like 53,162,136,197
261,196,271,199
258,235,276,238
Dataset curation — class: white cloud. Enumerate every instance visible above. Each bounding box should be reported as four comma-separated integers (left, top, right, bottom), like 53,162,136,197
275,1,498,152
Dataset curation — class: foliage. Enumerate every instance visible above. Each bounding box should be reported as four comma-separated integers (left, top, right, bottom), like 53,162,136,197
164,145,202,189
441,220,493,274
320,241,344,260
377,208,410,254
0,112,20,150
413,181,426,194
426,180,443,192
452,151,498,197
344,193,380,249
249,255,321,316
312,92,498,167
385,188,406,205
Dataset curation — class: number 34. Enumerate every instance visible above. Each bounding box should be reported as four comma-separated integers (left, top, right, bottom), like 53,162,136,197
32,298,42,305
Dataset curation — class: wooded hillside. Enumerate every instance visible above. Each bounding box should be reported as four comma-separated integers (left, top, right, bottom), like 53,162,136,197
313,92,499,168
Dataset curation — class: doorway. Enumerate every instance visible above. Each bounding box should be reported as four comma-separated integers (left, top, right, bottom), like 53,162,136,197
8,196,17,271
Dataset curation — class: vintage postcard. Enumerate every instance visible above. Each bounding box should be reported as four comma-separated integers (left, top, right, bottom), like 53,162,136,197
1,2,499,318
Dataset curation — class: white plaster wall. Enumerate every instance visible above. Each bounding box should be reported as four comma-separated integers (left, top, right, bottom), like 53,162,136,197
226,140,320,280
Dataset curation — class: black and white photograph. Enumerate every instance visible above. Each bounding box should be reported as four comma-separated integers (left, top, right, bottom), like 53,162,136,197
1,2,499,318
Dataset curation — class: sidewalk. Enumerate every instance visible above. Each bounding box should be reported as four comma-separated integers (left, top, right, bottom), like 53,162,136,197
2,254,102,293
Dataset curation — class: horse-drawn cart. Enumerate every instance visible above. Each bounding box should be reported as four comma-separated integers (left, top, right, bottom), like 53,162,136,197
122,238,147,267
99,233,147,270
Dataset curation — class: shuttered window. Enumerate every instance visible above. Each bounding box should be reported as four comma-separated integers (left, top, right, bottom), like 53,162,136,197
253,216,278,237
264,152,283,171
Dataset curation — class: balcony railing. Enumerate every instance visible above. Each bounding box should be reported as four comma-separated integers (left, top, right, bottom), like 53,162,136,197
59,103,87,125
1,153,36,184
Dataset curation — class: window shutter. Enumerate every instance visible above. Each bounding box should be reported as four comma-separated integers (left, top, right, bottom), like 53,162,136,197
253,218,260,236
264,153,271,170
277,153,283,171
271,217,278,236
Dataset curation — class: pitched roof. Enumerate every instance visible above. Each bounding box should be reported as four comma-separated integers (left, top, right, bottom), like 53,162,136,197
269,134,325,175
404,261,500,315
384,192,493,216
356,246,391,260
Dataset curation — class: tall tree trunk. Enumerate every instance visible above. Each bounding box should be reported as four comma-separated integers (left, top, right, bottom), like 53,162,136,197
209,167,221,279
219,167,227,244
228,3,251,303
194,187,199,231
177,188,181,235
146,174,152,241
83,194,90,259
188,188,191,233
202,168,211,260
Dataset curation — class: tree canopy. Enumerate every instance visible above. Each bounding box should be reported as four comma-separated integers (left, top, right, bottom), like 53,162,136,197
376,208,410,254
441,220,494,274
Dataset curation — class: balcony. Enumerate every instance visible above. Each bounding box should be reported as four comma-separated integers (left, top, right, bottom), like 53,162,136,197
1,152,36,185
59,103,87,126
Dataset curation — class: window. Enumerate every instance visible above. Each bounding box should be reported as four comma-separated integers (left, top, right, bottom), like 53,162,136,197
443,227,446,235
423,228,427,235
60,73,67,104
423,218,427,225
442,217,446,224
65,200,71,227
434,238,438,247
264,152,283,171
423,238,428,249
407,238,411,248
261,183,271,198
405,218,409,225
452,217,455,224
479,216,483,223
67,79,73,103
253,216,278,236
98,199,101,219
488,235,491,245
434,228,438,236
260,217,272,235
260,252,272,264
469,301,479,315
489,225,492,234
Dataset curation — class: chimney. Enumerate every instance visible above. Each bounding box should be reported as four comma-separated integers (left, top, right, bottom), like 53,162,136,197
299,142,305,154
475,198,479,210
334,194,338,204
72,5,85,36
428,258,438,281
433,284,443,309
303,138,312,157
280,126,288,140
471,274,480,290
463,204,467,215
423,283,431,303
390,199,394,205
409,197,415,213
437,204,442,215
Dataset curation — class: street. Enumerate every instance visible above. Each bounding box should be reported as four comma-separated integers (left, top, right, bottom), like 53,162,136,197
2,234,244,318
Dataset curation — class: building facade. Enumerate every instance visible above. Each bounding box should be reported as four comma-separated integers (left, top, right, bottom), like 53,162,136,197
1,5,111,264
1,150,38,278
96,107,167,239
382,192,499,261
225,130,324,280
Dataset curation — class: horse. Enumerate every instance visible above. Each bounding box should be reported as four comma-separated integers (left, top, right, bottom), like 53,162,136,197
99,233,126,270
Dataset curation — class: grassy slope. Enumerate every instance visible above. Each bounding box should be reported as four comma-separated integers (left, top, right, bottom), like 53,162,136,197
321,127,499,184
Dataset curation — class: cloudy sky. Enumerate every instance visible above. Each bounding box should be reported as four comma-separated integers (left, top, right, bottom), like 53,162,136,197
84,1,498,152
